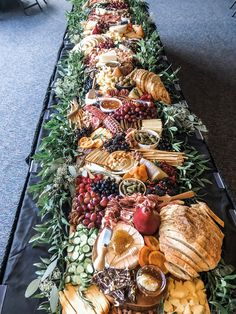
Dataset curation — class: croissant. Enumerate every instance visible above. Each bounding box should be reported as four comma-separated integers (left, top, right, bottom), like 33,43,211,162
131,69,171,105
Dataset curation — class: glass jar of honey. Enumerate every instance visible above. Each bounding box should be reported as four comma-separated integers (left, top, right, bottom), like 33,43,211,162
136,265,166,297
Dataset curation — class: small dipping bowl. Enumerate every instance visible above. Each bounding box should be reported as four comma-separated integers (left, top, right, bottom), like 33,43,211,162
104,61,121,68
134,129,160,149
119,178,146,197
136,265,166,298
100,97,122,113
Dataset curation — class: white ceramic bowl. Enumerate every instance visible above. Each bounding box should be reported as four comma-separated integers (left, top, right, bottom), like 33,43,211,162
134,129,160,149
119,178,146,197
100,97,122,113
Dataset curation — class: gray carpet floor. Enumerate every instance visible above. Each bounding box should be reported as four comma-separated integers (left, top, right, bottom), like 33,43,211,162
148,0,236,202
0,0,235,270
0,0,71,267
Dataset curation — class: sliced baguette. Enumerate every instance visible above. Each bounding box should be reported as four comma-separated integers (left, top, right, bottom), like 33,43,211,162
164,262,191,280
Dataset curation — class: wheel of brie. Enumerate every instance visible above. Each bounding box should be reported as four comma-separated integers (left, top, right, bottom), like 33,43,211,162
106,222,144,269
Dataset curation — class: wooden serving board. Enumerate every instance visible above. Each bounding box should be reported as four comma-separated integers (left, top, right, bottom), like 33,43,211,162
92,231,167,312
106,289,167,311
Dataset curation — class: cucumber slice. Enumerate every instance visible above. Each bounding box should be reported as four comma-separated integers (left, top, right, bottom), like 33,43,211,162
80,241,87,248
88,229,95,236
73,237,80,245
76,224,83,231
80,234,88,242
80,272,88,279
68,264,77,274
88,237,95,246
85,252,92,257
65,276,71,283
67,245,74,253
82,245,90,253
78,253,85,262
86,264,94,274
83,258,92,268
74,245,81,252
71,251,79,261
76,265,84,274
71,275,81,285
84,257,91,264
69,232,75,239
90,232,98,239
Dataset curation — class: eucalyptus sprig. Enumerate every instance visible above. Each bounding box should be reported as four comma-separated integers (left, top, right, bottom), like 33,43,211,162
54,50,87,102
66,0,90,43
202,259,236,313
177,146,211,193
160,102,207,135
135,32,164,73
25,42,86,314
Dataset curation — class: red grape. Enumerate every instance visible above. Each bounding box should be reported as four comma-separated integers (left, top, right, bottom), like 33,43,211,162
83,219,90,226
90,213,97,222
85,213,91,219
77,194,84,203
112,100,158,123
100,198,108,207
72,174,107,229
87,203,94,210
84,197,90,205
88,222,95,229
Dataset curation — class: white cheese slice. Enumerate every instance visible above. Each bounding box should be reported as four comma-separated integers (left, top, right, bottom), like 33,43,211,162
85,20,97,30
98,50,117,64
109,24,128,34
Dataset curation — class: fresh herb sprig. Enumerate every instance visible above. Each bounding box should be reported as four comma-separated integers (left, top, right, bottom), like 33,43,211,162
135,32,164,73
177,146,212,193
66,0,90,43
202,260,236,313
25,48,87,313
54,50,87,102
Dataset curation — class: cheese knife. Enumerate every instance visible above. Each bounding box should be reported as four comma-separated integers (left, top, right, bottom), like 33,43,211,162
94,228,112,271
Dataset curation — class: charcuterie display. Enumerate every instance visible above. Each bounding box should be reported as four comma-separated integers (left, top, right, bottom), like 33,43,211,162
24,1,236,314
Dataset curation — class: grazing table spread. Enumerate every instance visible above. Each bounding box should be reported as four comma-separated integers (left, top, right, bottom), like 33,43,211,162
1,1,236,314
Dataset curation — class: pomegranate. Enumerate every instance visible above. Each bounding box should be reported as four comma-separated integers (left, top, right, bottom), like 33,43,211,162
133,199,160,235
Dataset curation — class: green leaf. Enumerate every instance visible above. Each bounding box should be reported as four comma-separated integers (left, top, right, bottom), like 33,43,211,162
68,165,77,177
50,285,59,313
25,278,41,298
29,234,40,243
41,258,58,281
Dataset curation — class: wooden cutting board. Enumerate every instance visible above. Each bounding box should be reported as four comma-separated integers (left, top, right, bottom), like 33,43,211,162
92,225,167,311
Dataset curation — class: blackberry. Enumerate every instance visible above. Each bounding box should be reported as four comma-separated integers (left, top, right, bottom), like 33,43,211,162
84,76,93,94
154,186,166,196
92,177,119,197
104,133,131,153
155,177,179,196
74,127,92,140
158,134,172,151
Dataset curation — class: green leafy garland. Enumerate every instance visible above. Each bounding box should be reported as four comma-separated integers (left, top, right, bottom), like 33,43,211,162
25,48,87,312
24,0,236,313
